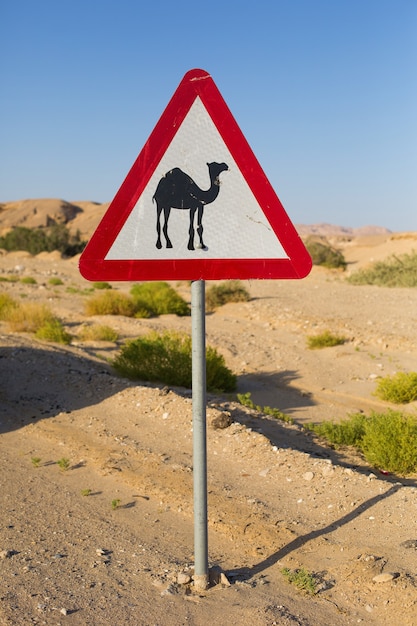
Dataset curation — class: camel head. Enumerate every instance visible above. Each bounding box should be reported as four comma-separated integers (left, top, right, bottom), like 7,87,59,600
207,161,229,182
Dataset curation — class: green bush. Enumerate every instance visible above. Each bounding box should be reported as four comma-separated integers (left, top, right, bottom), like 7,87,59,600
206,280,250,311
304,238,347,270
85,291,136,317
281,568,317,595
360,410,417,475
112,330,236,392
0,293,18,319
306,330,346,349
93,281,112,290
237,391,293,423
35,319,71,344
347,251,417,287
130,282,190,317
48,277,64,286
20,276,37,285
305,412,367,447
375,372,417,404
306,409,417,475
0,225,85,256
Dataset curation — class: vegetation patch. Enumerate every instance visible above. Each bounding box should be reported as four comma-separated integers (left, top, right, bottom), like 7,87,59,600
0,293,18,319
306,409,417,475
281,568,317,595
79,324,119,342
375,372,417,404
347,251,417,287
85,291,136,317
48,277,64,286
35,319,71,344
0,224,85,256
237,391,293,423
130,282,190,317
20,276,37,285
304,237,347,270
112,330,236,392
93,281,112,290
306,330,347,349
206,280,250,311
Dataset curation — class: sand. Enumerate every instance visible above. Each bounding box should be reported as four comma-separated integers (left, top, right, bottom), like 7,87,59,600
0,217,417,625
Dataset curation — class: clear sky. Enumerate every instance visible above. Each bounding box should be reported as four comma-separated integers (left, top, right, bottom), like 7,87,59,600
1,0,416,231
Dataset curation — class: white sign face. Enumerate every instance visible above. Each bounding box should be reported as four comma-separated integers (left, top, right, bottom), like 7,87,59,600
105,97,288,261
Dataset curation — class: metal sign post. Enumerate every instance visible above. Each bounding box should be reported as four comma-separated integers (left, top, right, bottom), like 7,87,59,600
191,279,209,590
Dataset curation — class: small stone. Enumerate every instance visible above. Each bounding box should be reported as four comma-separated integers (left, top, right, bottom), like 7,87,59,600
401,539,417,549
211,412,232,430
60,608,69,616
0,549,14,559
220,572,231,587
303,471,314,481
373,573,395,583
177,572,191,585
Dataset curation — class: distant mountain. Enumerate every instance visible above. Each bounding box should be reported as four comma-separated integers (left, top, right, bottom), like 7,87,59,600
0,199,109,238
0,199,393,240
295,223,392,237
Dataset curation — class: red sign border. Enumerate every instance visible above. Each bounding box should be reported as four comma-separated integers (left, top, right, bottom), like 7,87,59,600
79,69,312,281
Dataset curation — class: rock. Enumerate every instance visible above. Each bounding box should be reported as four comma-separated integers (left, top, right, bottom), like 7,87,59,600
401,539,417,549
211,412,232,430
373,573,395,583
0,549,14,559
303,471,314,481
177,571,191,585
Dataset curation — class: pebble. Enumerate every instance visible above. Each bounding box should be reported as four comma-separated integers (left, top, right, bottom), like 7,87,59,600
0,549,14,559
177,572,191,585
373,573,395,583
303,471,314,481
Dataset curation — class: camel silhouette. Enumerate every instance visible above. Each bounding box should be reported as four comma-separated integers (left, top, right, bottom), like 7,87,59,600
153,161,229,251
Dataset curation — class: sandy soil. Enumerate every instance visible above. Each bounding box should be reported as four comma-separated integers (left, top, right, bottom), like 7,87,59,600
0,231,417,625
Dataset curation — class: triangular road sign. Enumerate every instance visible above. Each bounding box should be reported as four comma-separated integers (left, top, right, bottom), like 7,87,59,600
79,69,312,281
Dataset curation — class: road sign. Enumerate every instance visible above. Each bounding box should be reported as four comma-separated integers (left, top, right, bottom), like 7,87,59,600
79,69,312,281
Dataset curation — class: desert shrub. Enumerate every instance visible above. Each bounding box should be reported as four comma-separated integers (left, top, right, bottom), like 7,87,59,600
304,238,347,270
206,280,250,311
305,412,367,447
375,371,417,404
306,330,346,349
112,330,236,392
48,277,64,286
281,568,317,595
93,281,112,290
361,410,417,475
237,391,293,423
3,301,56,332
20,276,37,285
85,291,136,317
35,319,71,344
0,293,18,319
307,409,417,475
79,324,119,342
0,275,19,283
0,225,85,256
130,282,190,317
347,251,417,287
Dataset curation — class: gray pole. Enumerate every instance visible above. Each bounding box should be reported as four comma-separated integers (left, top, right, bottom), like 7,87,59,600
191,279,209,590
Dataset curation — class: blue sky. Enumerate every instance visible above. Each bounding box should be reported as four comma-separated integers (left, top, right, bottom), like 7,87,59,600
1,0,416,231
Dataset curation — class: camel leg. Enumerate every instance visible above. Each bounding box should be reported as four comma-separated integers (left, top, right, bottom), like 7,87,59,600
196,205,206,249
163,207,172,248
156,205,162,249
188,208,196,250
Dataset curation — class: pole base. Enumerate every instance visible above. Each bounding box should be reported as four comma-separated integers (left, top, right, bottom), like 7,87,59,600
193,573,209,591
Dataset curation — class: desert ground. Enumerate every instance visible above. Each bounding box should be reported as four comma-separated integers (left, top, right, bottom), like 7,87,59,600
0,200,417,625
